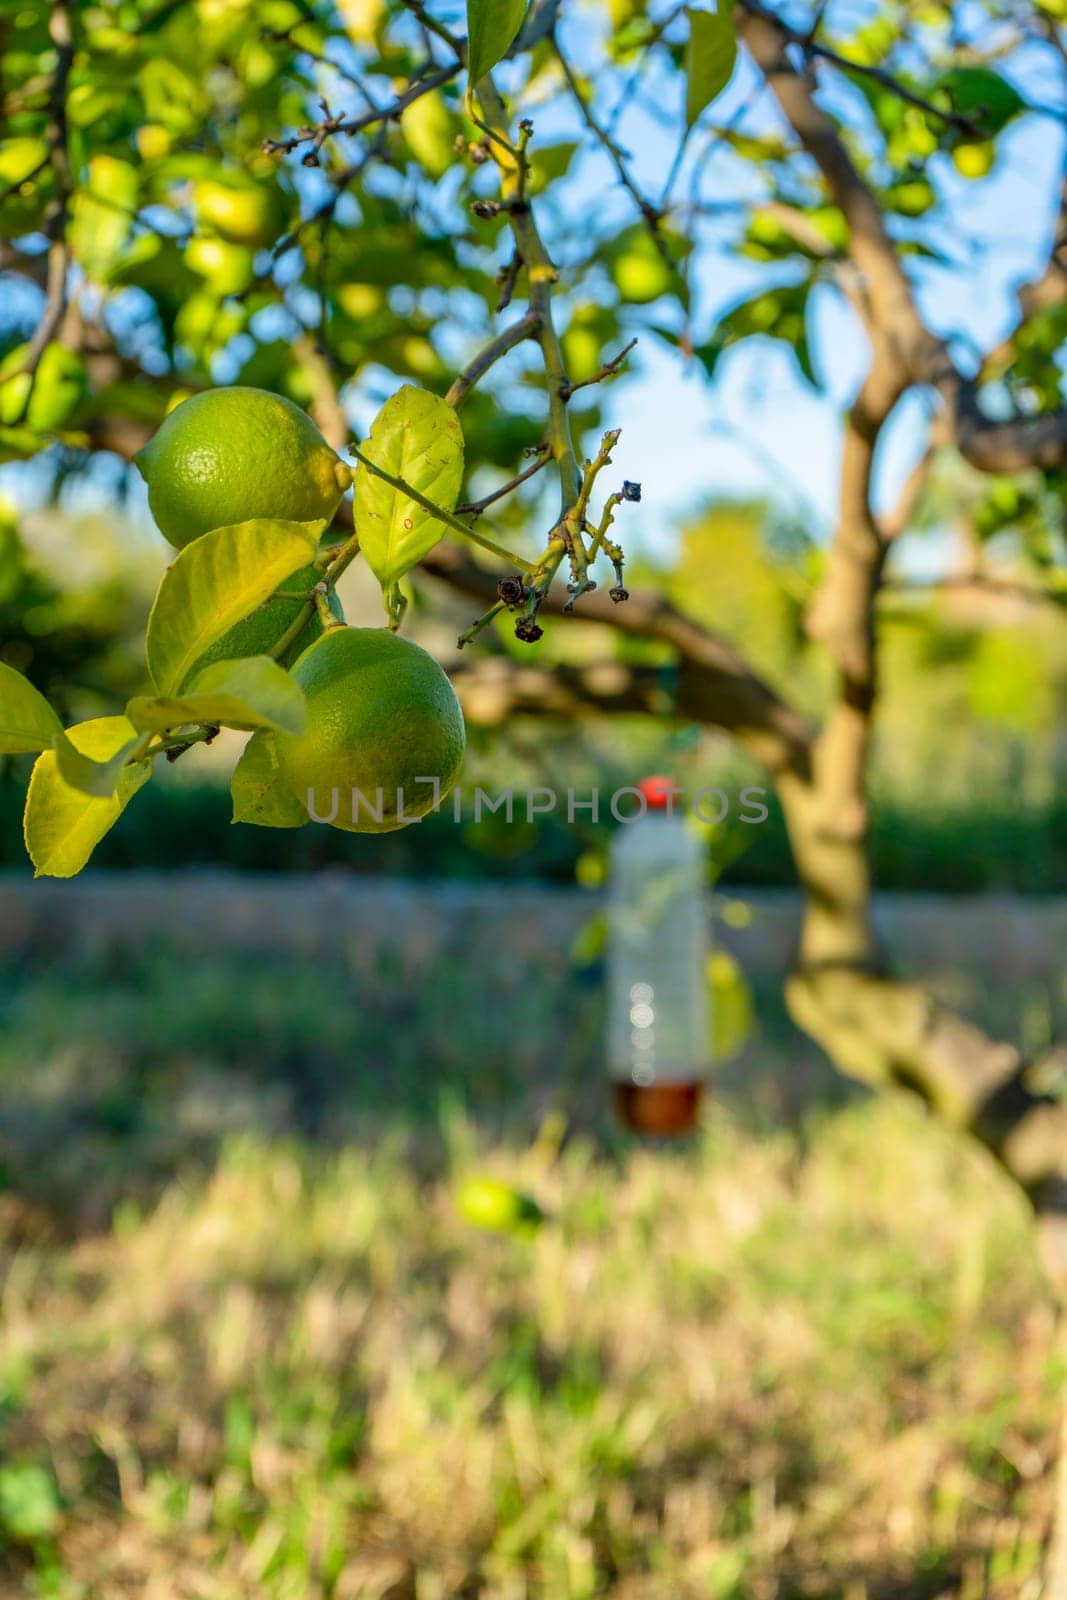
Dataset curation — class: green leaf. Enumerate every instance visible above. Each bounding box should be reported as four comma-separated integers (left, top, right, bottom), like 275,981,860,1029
145,518,325,696
933,66,1026,136
703,280,820,389
685,2,737,128
354,385,464,593
69,154,139,282
0,1465,60,1543
127,655,307,737
24,717,152,878
0,662,139,798
0,424,48,463
54,731,145,798
0,661,63,753
230,731,308,828
466,0,528,86
0,139,49,188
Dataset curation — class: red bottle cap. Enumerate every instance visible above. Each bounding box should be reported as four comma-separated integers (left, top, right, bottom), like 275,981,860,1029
638,775,678,810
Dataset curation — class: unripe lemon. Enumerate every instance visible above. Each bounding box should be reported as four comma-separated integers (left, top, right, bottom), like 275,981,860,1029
612,231,674,304
195,563,343,670
194,179,277,246
134,386,351,549
952,141,995,179
888,177,936,217
454,1175,545,1235
276,627,465,834
135,123,172,161
183,234,255,294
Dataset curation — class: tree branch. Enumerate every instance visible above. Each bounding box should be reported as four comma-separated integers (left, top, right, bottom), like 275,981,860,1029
420,543,816,777
262,60,461,156
739,0,985,139
735,4,939,381
16,1,74,392
444,310,541,409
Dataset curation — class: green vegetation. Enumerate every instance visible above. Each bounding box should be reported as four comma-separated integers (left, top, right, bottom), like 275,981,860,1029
0,1086,1058,1597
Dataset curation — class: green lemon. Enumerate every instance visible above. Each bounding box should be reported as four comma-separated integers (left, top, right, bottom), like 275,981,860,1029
135,123,172,161
612,230,675,303
194,178,278,246
0,342,87,431
195,562,344,671
952,141,996,179
275,626,465,834
134,385,351,549
183,234,255,294
887,177,936,217
454,1175,545,1236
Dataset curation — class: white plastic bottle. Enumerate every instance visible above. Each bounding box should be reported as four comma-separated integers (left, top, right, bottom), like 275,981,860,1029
606,776,709,1133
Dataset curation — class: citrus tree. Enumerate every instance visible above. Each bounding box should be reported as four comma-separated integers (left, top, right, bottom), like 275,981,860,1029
5,0,1067,1577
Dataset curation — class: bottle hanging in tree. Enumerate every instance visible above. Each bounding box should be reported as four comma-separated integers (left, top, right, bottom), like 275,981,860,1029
607,777,709,1135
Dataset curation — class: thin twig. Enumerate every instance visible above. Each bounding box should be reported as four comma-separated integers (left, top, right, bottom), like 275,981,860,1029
15,1,73,398
738,0,985,139
401,0,464,61
262,61,461,156
445,310,541,409
554,37,667,248
560,337,638,401
456,445,552,521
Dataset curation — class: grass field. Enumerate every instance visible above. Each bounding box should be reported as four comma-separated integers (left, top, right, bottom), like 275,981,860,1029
0,944,1063,1598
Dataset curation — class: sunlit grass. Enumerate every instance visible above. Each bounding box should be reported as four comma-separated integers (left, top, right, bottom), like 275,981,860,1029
0,1095,1059,1599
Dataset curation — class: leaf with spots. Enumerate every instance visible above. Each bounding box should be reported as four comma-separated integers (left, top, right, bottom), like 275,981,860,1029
353,385,465,604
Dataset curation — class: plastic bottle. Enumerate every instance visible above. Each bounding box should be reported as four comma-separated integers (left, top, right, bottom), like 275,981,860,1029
606,776,709,1134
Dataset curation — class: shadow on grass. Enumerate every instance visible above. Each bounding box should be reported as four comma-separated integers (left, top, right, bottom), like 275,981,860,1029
0,935,850,1234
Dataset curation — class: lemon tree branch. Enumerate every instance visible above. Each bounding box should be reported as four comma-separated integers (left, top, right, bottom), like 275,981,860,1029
11,0,74,411
444,309,541,409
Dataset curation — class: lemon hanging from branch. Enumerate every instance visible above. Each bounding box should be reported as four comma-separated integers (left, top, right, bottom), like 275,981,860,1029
135,387,352,549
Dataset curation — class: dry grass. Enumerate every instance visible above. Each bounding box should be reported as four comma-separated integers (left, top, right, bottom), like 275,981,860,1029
0,1096,1061,1599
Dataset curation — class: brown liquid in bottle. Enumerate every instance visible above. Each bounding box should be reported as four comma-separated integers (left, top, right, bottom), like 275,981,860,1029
613,1080,703,1135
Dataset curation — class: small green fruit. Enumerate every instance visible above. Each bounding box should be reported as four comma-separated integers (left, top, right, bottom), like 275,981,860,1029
612,230,675,304
275,627,465,835
952,141,995,180
184,235,255,295
454,1175,546,1236
194,179,278,246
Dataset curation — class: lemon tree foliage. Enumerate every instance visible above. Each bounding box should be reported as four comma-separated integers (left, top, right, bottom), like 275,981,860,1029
145,518,326,694
685,3,737,128
24,718,153,879
0,661,65,754
0,661,143,799
465,0,530,85
231,729,310,829
0,0,1060,882
126,656,308,737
